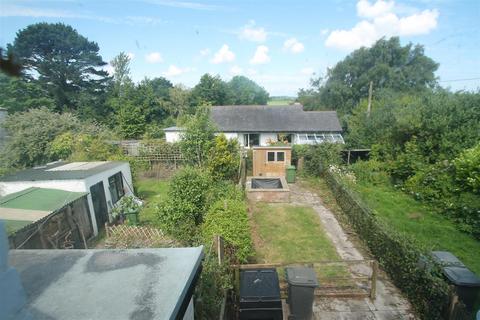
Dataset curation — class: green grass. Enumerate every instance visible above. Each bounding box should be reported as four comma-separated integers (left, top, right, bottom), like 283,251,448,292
135,178,170,227
251,203,339,264
351,181,480,275
4,220,32,235
267,98,294,105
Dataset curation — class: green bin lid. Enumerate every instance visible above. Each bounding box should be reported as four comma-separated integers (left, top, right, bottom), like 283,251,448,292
287,165,296,169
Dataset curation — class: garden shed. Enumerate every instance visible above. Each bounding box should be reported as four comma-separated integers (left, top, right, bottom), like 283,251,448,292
253,146,292,177
0,161,133,236
0,187,92,249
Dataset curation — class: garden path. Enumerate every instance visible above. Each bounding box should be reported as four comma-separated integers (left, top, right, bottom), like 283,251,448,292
289,182,416,320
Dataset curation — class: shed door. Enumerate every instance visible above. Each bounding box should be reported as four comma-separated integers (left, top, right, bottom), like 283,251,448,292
90,181,108,228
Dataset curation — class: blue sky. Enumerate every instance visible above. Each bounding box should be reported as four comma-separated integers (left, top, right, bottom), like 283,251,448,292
1,0,479,96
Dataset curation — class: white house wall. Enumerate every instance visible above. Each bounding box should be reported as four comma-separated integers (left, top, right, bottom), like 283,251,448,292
83,162,133,235
260,133,277,146
165,131,181,143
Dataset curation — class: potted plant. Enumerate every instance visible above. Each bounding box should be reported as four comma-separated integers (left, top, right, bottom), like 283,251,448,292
111,196,143,225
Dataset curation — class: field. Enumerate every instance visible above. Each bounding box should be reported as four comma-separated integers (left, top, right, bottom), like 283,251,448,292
267,96,295,105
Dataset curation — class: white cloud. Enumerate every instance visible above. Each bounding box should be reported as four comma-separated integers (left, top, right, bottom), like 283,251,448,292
127,52,135,60
199,48,211,56
326,0,439,51
125,16,163,26
301,67,315,75
0,4,117,23
247,68,258,76
162,65,191,77
145,52,163,63
230,65,243,76
211,44,235,64
283,38,305,54
250,45,270,64
105,65,115,75
357,0,394,18
239,20,267,42
321,29,330,36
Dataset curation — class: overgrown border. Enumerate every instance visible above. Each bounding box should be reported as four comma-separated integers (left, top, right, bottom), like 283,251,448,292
324,170,467,319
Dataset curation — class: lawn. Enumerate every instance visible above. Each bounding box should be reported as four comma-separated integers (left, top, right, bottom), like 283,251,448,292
351,181,480,275
135,178,170,227
250,202,357,287
250,203,339,264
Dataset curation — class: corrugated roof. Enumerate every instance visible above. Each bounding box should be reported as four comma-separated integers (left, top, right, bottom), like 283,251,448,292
0,161,127,182
210,105,342,132
0,187,87,211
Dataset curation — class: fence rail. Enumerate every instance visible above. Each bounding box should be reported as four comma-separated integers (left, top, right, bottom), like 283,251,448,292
232,260,376,300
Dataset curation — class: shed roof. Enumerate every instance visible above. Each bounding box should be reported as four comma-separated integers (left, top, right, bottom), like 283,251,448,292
9,247,204,320
0,161,127,182
0,187,87,211
0,187,87,234
210,105,342,132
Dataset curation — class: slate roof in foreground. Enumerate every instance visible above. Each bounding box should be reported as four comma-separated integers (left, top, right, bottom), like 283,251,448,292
210,104,342,133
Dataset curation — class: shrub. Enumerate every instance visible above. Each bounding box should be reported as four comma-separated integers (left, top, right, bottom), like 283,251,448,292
2,107,80,168
403,162,456,202
454,143,480,194
349,159,390,186
207,180,245,204
156,167,213,243
303,143,343,176
207,134,240,182
156,198,200,244
166,166,213,224
202,199,253,263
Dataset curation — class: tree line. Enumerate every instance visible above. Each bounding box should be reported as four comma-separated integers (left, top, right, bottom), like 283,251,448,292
0,22,269,139
297,37,480,239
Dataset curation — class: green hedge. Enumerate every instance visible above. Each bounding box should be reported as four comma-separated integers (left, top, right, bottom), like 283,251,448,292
324,170,467,319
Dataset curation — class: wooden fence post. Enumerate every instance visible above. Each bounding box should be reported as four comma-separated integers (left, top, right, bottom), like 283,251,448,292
370,260,378,300
235,267,240,297
214,235,225,265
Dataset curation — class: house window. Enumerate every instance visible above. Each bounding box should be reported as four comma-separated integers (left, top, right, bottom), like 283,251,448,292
108,172,124,204
276,151,285,162
267,151,285,162
267,151,275,162
245,134,260,147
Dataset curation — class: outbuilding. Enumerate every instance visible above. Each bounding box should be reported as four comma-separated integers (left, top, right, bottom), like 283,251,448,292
0,187,92,249
0,161,133,235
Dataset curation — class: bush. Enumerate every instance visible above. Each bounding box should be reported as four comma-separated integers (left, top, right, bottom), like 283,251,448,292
403,161,456,202
207,134,240,182
2,107,80,168
454,143,480,194
156,167,213,244
168,167,213,223
202,199,253,263
349,159,390,186
157,198,200,244
303,143,343,176
324,170,464,319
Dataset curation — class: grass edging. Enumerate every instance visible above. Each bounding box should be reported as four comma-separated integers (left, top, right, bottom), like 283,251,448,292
324,170,467,319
